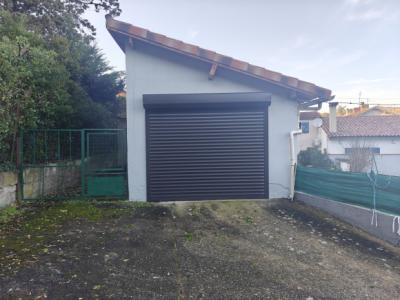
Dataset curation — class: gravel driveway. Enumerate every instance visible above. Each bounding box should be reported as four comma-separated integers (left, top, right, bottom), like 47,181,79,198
0,200,399,299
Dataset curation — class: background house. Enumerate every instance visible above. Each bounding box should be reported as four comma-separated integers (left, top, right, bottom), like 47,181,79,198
359,106,400,116
107,17,331,201
298,111,322,151
299,103,400,176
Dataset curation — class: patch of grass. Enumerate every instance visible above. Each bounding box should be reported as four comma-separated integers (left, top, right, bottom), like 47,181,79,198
129,201,153,208
21,201,138,231
55,201,105,220
0,201,138,270
0,206,22,224
244,216,253,224
185,232,193,242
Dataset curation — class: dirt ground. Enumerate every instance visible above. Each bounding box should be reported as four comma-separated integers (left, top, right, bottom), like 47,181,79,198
1,200,400,300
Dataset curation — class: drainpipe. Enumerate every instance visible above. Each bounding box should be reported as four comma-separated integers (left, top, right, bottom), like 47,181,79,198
289,130,302,200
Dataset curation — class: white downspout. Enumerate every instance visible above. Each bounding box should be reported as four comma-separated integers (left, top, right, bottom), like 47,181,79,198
290,130,302,200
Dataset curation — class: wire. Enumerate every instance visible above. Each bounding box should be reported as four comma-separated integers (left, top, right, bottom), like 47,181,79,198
336,97,400,100
367,154,393,227
334,101,400,106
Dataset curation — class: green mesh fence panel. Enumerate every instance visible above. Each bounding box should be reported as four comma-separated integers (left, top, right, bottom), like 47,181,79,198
295,166,400,215
21,129,82,200
20,129,127,200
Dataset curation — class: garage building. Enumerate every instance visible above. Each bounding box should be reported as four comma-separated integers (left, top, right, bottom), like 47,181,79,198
106,16,332,201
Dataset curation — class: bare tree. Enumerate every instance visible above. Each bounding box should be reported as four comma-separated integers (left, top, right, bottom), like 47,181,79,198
347,138,374,173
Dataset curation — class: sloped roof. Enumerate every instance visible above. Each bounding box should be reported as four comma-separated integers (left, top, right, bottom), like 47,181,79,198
106,17,331,102
322,115,400,138
359,106,400,116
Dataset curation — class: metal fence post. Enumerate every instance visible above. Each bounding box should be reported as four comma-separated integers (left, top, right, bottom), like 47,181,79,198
80,129,85,197
16,130,24,203
57,130,61,161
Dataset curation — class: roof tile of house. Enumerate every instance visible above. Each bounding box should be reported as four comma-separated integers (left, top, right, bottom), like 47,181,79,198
106,17,331,101
322,115,400,138
359,106,400,116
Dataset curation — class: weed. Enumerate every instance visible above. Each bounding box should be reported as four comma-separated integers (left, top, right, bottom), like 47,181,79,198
0,201,134,269
0,206,21,224
185,232,193,242
245,216,253,224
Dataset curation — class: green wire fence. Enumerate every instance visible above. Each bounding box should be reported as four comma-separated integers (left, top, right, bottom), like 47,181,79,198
295,166,400,215
18,129,127,200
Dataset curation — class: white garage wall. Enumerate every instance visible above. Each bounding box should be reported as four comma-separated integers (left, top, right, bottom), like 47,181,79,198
125,44,298,200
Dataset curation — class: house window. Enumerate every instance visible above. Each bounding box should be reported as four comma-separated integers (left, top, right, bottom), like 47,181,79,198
370,147,380,154
299,121,309,133
345,147,380,155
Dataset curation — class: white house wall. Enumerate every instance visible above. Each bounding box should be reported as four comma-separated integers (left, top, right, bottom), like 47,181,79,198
372,155,400,176
298,121,321,151
125,45,299,201
320,129,328,152
326,136,399,155
325,136,400,176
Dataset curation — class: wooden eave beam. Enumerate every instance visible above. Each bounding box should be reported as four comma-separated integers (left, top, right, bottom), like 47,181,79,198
208,63,218,80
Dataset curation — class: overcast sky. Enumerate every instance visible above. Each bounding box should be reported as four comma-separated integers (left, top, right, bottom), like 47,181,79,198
85,0,400,105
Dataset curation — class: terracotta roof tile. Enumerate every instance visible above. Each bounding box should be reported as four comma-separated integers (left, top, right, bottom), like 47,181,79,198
163,37,182,48
298,81,316,94
230,59,249,71
281,75,298,88
247,65,264,77
359,106,400,116
129,26,147,38
181,43,200,55
322,115,400,137
106,17,332,100
198,49,216,60
262,68,282,81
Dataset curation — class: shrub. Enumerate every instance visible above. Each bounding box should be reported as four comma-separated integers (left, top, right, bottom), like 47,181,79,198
298,147,335,170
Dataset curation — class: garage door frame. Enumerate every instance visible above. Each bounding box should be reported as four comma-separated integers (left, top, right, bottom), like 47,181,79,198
143,92,271,202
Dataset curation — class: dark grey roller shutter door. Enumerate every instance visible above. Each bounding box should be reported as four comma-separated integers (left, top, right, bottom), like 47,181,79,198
145,93,269,202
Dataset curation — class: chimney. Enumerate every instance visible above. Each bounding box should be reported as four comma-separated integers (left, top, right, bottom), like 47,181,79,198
329,102,338,133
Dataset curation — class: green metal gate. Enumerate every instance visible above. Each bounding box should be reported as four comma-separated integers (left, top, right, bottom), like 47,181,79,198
19,129,127,200
83,130,127,197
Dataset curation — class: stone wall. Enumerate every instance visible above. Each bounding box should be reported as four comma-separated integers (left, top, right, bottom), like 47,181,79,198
0,161,81,208
23,162,81,200
0,171,17,208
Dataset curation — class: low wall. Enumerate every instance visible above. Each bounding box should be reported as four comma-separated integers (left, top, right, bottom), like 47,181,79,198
23,162,81,200
295,192,400,246
0,171,17,208
0,161,81,207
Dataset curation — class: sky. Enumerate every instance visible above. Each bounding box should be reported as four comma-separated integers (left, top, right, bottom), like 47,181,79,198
85,0,400,106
